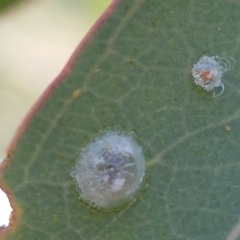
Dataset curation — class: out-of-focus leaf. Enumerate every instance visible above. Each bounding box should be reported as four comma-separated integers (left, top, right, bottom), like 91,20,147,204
0,0,22,12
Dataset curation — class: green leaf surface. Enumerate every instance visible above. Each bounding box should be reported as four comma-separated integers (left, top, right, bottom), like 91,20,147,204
1,0,240,239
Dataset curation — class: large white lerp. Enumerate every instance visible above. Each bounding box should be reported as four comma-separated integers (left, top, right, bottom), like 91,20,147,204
71,131,146,209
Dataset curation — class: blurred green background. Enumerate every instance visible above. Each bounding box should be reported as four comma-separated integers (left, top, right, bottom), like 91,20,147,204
0,0,111,160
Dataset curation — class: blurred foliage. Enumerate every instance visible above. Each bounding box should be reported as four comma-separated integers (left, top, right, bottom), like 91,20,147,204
0,0,22,12
0,0,111,157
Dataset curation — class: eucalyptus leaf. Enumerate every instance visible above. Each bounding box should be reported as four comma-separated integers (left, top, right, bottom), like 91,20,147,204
1,0,240,239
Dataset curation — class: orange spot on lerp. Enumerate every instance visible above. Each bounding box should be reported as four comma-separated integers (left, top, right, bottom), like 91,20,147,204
200,70,212,81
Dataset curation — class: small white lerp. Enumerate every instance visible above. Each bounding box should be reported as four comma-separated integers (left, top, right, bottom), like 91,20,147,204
192,55,235,97
71,131,146,209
